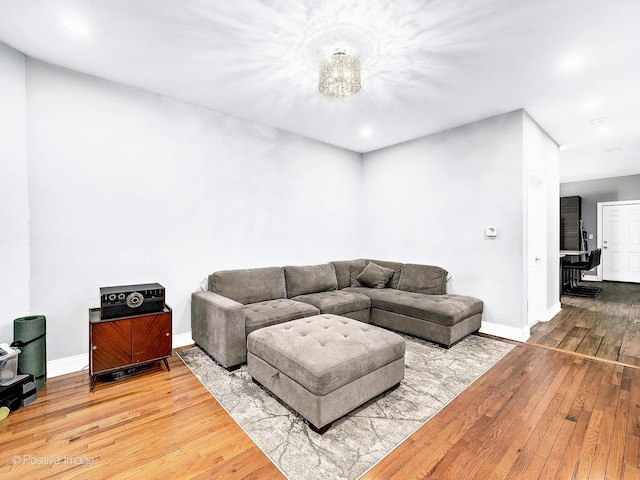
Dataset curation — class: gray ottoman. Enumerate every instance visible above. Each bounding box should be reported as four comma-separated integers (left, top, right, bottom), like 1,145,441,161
247,314,405,434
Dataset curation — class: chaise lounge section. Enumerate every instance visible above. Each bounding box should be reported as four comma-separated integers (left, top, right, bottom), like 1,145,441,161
191,259,483,369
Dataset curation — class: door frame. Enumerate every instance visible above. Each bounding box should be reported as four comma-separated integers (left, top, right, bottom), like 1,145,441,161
596,199,640,281
527,171,547,327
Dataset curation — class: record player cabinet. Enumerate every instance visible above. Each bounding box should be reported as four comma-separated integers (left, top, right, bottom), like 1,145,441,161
89,306,172,391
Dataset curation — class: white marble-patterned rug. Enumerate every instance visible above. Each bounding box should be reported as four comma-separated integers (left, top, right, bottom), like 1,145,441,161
178,334,514,480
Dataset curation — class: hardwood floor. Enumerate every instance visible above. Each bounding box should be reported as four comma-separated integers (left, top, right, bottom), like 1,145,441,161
364,342,640,480
529,282,640,366
2,341,640,479
0,355,283,480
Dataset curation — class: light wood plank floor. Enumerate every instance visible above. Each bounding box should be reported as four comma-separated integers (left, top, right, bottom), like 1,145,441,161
2,342,640,479
529,282,640,366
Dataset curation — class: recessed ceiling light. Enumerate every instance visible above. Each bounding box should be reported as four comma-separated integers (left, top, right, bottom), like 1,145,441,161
590,117,606,125
62,15,89,36
605,147,622,153
360,127,373,137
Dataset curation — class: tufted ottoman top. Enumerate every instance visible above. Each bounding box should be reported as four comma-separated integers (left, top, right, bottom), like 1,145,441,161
247,314,405,396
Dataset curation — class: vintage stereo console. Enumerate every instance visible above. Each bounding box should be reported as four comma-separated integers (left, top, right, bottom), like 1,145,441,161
100,283,165,320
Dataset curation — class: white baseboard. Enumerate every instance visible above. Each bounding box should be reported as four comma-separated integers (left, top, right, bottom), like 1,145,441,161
480,322,529,343
47,353,89,378
46,331,195,378
542,303,562,322
528,302,562,328
172,331,194,349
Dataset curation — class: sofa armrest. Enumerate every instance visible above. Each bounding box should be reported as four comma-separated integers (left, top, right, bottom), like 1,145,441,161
191,291,246,368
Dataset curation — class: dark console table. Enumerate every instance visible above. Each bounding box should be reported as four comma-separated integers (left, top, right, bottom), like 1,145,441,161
89,306,172,391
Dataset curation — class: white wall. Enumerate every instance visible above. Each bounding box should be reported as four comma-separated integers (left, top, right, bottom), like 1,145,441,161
25,60,362,362
0,44,30,342
10,54,561,364
361,111,527,336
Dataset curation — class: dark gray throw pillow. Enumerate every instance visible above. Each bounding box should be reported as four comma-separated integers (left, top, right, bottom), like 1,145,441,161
356,262,395,289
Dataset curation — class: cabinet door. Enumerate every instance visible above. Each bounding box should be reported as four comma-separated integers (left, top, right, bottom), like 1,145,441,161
560,196,582,251
91,319,132,373
132,312,171,364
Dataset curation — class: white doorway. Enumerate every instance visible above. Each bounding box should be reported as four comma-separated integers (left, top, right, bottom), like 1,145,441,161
527,173,547,326
597,200,640,283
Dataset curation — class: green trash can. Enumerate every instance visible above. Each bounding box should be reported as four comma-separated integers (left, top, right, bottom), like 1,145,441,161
12,315,47,391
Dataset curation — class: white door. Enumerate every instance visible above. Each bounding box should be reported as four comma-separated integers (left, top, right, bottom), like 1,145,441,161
528,174,547,326
602,202,640,282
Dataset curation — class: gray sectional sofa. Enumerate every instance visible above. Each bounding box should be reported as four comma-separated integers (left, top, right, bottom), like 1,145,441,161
191,259,483,369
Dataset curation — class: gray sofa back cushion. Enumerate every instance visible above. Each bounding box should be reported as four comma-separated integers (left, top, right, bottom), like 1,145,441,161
210,267,286,305
284,263,338,298
397,264,447,295
349,259,368,287
331,260,354,290
331,259,367,289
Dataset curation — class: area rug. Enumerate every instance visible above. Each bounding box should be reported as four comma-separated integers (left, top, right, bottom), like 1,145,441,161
178,334,514,480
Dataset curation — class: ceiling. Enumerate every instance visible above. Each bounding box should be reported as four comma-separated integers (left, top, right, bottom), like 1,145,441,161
0,0,639,183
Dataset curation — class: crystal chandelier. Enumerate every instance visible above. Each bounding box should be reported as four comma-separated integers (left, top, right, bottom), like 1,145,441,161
319,51,361,98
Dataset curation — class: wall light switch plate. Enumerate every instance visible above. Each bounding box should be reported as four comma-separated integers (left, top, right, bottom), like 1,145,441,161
485,227,498,238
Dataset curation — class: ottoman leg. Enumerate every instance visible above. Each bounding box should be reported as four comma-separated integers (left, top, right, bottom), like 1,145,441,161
309,421,332,435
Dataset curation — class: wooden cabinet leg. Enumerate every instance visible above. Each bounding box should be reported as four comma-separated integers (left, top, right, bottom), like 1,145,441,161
163,358,170,372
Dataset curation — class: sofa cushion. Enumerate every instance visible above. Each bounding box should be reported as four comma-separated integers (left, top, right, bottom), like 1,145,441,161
210,267,286,305
292,290,371,315
244,299,320,335
397,264,447,295
330,260,365,290
356,262,395,288
344,287,482,326
366,259,404,289
349,259,367,287
284,263,338,298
